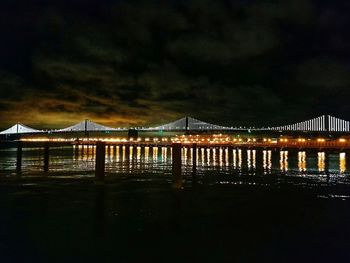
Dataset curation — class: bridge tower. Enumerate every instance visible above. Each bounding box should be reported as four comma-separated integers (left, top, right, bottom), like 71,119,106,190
185,116,189,131
84,119,88,138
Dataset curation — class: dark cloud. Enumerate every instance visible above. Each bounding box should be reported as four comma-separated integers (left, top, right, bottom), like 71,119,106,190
0,0,350,129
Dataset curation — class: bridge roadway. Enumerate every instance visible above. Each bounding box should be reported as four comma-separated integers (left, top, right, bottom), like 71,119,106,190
17,139,350,151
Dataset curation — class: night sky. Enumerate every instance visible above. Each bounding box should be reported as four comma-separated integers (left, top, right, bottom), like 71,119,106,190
1,0,350,129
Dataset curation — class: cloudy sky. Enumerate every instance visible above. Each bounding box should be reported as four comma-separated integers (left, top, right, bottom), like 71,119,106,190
0,0,350,129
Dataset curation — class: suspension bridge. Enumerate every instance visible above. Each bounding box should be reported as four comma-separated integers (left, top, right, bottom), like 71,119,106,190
1,115,350,135
5,115,350,184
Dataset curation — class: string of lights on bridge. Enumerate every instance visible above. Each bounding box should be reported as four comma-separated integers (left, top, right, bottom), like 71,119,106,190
1,115,350,135
19,134,350,146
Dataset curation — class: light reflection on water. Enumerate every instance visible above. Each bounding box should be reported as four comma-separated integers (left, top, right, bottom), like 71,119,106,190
340,152,346,173
318,152,325,172
0,146,350,182
280,151,288,172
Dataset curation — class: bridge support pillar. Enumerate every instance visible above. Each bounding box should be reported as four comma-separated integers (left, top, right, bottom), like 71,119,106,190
16,141,23,173
255,149,263,170
95,141,106,181
74,145,79,158
44,142,49,172
228,146,233,164
81,144,85,156
192,143,197,182
125,145,130,160
324,152,330,174
172,143,182,189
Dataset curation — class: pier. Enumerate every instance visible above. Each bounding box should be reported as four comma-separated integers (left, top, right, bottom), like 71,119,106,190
11,136,350,186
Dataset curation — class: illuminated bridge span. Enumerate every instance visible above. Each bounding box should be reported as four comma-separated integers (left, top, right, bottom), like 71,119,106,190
0,117,234,135
267,115,350,132
56,119,127,132
144,116,233,131
1,115,350,135
0,123,43,135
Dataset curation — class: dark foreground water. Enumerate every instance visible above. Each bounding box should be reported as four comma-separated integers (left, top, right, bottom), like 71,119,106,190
1,146,350,262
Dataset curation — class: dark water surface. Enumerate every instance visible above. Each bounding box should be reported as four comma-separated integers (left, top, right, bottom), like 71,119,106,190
1,146,350,262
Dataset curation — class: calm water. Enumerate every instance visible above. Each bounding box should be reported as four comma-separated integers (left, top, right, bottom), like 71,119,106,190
1,145,350,178
1,146,350,262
